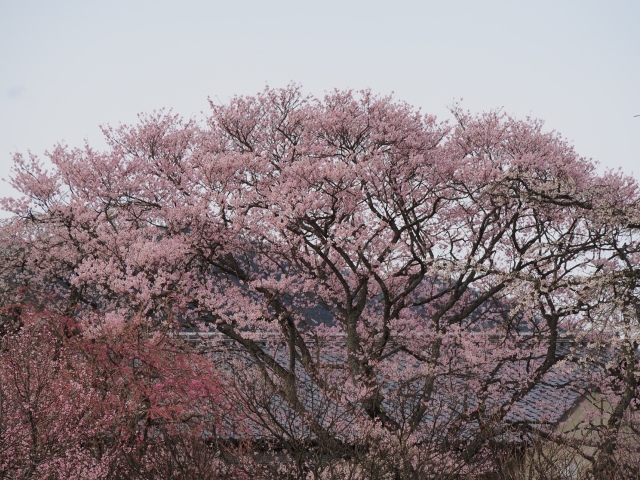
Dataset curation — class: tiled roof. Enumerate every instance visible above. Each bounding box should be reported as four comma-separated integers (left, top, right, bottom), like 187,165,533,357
184,332,597,444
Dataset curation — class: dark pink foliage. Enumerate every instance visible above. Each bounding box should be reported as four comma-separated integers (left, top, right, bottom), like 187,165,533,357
0,309,239,479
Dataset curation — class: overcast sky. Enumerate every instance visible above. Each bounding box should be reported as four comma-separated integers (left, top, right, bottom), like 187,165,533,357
1,0,639,206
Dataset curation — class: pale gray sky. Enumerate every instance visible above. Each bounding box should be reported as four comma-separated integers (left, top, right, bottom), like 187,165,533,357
1,0,639,205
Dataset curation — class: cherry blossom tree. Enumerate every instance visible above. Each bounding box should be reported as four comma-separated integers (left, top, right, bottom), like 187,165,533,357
2,85,639,478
